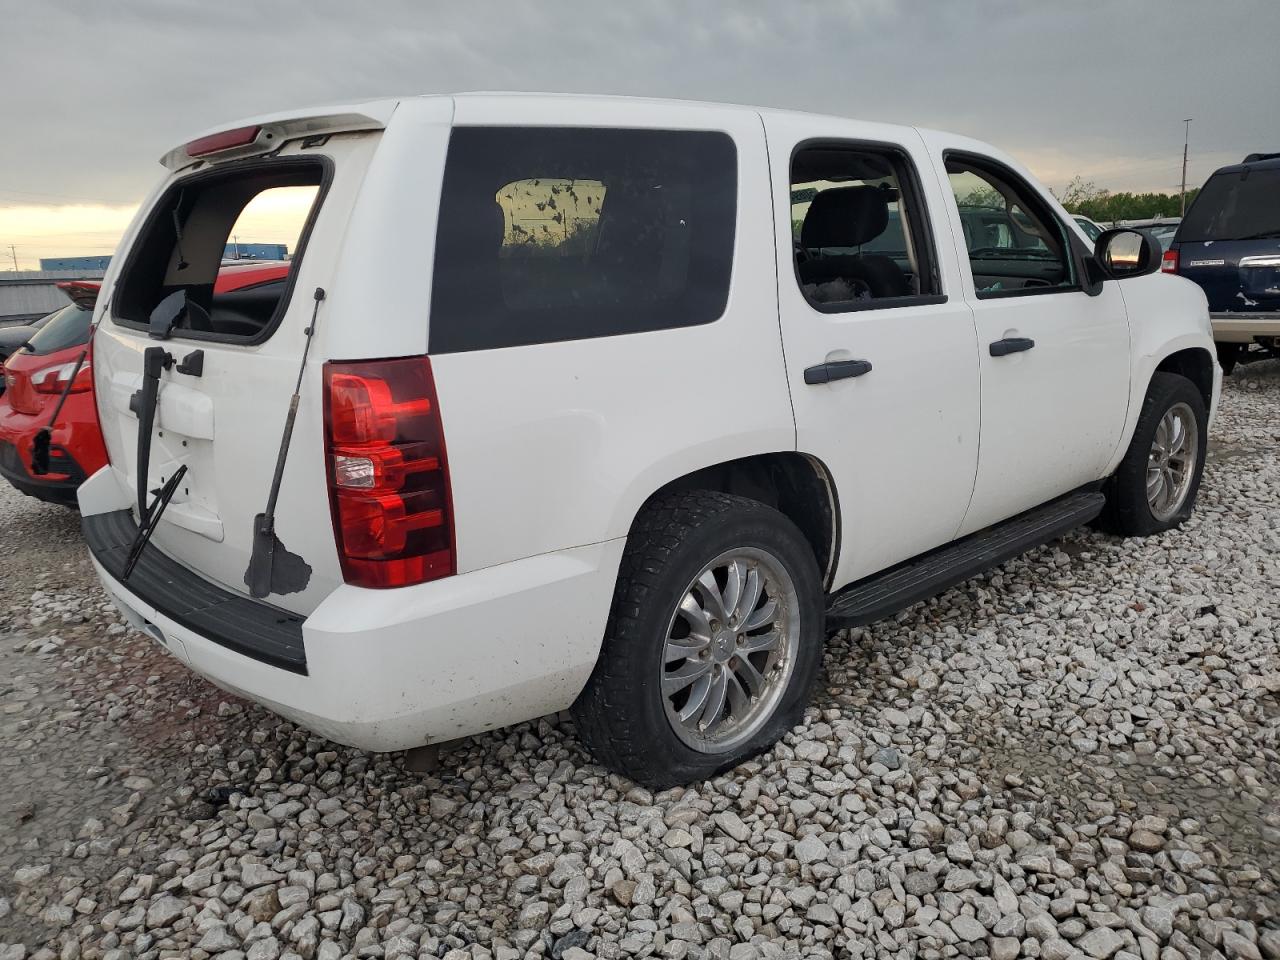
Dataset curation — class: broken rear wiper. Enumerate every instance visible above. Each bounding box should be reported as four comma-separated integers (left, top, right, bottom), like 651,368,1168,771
123,465,188,580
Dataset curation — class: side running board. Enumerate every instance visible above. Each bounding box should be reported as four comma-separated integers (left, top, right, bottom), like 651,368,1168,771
826,490,1105,629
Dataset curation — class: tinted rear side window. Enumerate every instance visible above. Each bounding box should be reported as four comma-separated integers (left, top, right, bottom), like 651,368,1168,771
429,127,737,353
25,304,92,355
1180,167,1280,242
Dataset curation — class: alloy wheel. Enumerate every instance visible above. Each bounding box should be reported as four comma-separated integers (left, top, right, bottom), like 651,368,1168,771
1146,401,1198,522
660,547,799,754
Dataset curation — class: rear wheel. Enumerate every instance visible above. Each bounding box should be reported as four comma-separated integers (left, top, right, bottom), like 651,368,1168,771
573,491,824,787
1099,372,1207,536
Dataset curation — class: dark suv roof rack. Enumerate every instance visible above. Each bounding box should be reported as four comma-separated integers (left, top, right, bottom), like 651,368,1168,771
1243,152,1280,163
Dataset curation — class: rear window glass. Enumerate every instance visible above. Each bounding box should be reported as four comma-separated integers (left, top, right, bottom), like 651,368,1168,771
25,304,92,355
113,159,324,342
1180,168,1280,242
429,127,737,353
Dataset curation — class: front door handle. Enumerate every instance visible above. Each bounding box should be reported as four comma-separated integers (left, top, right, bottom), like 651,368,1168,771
804,359,873,384
989,337,1035,357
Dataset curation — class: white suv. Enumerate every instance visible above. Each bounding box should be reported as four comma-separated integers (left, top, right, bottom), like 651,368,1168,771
80,94,1219,786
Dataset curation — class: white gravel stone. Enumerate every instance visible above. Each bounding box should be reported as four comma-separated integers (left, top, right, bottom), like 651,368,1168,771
3,364,1280,959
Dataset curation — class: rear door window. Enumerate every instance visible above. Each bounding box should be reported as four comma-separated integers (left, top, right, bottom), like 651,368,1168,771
1180,168,1280,242
428,127,737,353
113,159,326,343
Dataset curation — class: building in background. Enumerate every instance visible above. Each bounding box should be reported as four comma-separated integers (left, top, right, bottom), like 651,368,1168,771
223,242,288,260
1,269,108,324
39,255,113,271
35,242,288,275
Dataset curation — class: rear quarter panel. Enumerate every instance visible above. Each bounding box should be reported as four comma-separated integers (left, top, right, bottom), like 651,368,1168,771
424,96,794,574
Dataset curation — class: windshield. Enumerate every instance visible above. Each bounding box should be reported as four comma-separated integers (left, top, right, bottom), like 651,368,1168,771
1180,167,1280,242
24,303,93,355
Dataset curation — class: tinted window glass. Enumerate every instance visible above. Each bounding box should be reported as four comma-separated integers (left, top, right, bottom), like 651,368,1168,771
1180,168,1280,242
429,127,737,353
25,304,92,355
790,145,937,308
946,158,1073,295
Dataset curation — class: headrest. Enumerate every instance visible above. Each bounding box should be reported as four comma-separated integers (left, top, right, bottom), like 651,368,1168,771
801,185,889,248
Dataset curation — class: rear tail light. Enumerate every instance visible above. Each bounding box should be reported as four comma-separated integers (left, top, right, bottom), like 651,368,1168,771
31,359,93,394
323,357,454,589
1161,248,1178,274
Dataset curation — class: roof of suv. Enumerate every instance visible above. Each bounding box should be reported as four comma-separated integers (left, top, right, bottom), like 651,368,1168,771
1211,153,1280,177
161,92,944,166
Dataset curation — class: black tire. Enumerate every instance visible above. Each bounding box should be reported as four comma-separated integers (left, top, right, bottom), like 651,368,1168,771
1216,343,1242,376
572,491,825,788
1098,372,1208,537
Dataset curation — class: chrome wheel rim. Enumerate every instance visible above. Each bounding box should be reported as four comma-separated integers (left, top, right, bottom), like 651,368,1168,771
661,547,799,754
1147,401,1198,522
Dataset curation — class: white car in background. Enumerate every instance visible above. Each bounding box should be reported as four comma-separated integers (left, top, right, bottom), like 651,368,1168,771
1073,214,1105,242
80,94,1218,786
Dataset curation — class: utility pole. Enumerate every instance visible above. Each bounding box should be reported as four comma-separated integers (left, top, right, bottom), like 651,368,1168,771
1180,118,1192,217
9,245,17,272
232,235,240,259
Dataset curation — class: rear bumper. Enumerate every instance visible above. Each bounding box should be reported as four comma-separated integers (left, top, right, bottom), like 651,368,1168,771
80,470,624,751
0,439,85,506
0,392,105,506
1210,312,1280,344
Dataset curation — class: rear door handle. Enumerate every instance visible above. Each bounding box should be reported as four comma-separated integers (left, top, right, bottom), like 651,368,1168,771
804,359,873,384
989,337,1035,357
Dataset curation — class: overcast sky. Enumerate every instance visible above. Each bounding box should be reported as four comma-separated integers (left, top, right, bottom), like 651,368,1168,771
2,0,1276,267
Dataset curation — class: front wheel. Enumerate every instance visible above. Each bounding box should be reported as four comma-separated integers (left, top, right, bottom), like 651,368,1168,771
572,491,825,787
1099,372,1208,537
1216,343,1244,376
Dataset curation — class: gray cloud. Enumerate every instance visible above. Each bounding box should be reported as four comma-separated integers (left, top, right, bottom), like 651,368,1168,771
2,0,1277,207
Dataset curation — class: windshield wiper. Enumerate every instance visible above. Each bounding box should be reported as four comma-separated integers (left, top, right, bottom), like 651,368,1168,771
1230,230,1280,241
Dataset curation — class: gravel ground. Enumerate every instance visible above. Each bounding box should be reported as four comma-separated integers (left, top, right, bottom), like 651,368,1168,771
2,362,1278,960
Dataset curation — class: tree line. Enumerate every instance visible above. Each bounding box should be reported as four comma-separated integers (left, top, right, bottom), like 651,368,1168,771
1052,176,1198,223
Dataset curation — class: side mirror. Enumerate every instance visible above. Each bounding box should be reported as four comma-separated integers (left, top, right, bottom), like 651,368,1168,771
1094,228,1162,280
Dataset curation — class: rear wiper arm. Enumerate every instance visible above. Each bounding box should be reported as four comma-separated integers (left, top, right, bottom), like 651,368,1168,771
1231,230,1280,241
129,346,173,517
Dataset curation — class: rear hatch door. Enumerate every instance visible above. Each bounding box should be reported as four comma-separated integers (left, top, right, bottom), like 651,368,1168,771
1177,164,1280,313
92,122,385,616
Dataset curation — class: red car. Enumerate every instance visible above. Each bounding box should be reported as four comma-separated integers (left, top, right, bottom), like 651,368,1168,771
0,261,291,506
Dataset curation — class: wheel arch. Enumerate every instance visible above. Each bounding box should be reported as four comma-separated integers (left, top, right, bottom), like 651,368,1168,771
636,452,841,591
1104,332,1220,478
1154,346,1215,413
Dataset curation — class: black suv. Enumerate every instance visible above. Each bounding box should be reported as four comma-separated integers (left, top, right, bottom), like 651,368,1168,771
1165,152,1280,373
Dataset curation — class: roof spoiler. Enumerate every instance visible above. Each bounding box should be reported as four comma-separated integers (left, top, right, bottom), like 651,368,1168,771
160,110,388,171
1243,152,1280,163
56,280,101,310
